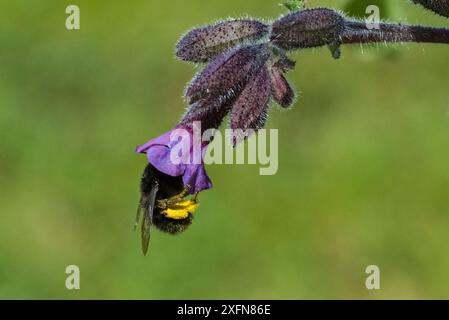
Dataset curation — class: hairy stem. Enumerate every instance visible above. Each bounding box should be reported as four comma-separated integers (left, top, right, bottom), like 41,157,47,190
341,21,449,45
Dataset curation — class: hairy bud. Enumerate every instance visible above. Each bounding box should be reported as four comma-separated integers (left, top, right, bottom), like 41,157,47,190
230,66,271,140
269,67,295,108
180,101,232,134
185,44,271,108
412,0,449,18
176,19,270,63
270,8,345,50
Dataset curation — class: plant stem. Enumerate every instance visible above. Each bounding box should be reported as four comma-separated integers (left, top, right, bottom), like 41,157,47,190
341,21,449,45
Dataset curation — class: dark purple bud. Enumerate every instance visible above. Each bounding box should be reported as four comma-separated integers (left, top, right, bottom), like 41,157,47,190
412,0,449,18
185,44,271,108
269,67,295,108
272,56,296,72
179,100,232,133
230,66,271,144
270,8,345,51
176,19,270,63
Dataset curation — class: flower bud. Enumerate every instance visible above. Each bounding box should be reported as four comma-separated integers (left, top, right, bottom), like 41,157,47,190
230,66,271,145
270,8,345,50
176,19,270,63
185,44,271,108
269,67,295,108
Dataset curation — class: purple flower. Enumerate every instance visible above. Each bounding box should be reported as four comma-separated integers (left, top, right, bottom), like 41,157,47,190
136,124,212,194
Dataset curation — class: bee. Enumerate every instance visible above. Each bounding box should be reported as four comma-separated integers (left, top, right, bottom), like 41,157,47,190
135,164,199,255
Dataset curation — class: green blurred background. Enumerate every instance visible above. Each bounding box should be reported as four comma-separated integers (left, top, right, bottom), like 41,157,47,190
0,0,448,299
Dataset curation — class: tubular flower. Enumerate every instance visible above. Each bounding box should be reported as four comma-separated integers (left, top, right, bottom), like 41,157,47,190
136,125,212,194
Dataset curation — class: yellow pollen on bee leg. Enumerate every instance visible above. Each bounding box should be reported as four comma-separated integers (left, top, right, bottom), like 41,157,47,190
162,200,199,220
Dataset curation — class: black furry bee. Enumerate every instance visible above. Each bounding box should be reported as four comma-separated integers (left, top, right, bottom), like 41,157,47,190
136,164,199,255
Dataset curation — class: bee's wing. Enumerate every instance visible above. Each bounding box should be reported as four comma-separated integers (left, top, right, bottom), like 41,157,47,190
135,204,143,231
141,181,158,255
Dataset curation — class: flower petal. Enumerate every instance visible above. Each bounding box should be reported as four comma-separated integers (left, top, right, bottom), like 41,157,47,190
183,163,213,194
147,145,186,177
135,130,174,153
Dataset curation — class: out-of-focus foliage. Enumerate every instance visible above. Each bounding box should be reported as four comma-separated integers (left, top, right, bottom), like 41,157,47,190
0,0,448,299
284,0,307,12
344,0,398,18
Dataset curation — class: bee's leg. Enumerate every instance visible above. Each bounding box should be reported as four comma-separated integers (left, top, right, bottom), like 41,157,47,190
162,199,200,220
172,187,189,201
157,187,191,209
159,189,200,220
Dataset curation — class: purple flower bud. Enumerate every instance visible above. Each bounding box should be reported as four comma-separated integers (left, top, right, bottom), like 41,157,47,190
412,0,449,17
270,8,345,51
176,19,270,63
269,67,295,108
230,66,271,144
185,44,271,108
179,100,232,134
